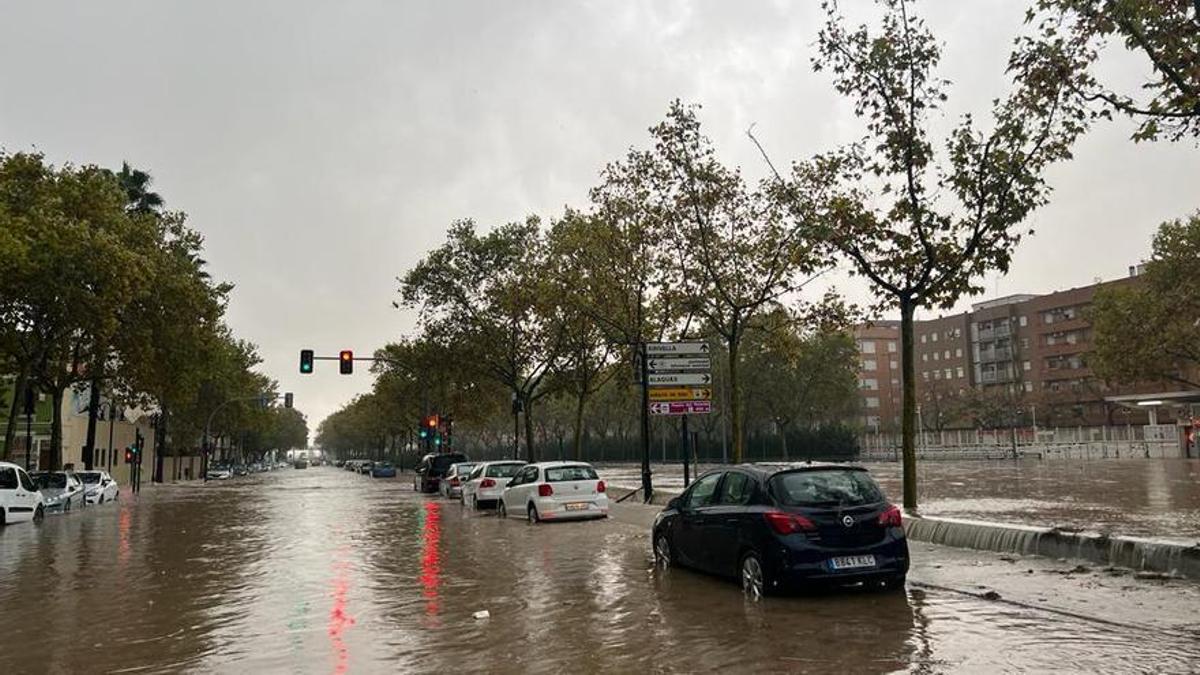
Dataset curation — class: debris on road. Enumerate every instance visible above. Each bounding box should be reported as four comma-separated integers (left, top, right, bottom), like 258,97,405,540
473,610,490,620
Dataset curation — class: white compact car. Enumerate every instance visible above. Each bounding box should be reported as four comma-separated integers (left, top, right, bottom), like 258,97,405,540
0,461,45,525
498,461,608,523
439,462,477,499
462,461,526,509
31,471,86,513
78,471,119,504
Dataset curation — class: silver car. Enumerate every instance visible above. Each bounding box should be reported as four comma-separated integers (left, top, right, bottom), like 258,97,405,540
30,472,86,513
439,462,478,499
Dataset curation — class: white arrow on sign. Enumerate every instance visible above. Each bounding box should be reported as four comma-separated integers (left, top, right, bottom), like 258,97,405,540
646,342,709,356
647,357,711,372
647,372,711,386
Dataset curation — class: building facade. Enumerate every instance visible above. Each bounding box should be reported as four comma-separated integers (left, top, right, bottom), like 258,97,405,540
854,272,1192,432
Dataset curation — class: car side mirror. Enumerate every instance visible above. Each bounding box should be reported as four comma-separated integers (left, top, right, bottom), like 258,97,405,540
506,479,516,487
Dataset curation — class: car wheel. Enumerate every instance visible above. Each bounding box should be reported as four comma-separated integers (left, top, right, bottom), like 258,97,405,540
654,533,674,569
497,501,508,519
527,504,539,524
64,499,71,513
472,496,479,511
99,495,105,504
33,505,44,524
740,551,768,600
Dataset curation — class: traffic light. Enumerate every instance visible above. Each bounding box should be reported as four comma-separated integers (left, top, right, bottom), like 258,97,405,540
427,414,440,430
124,447,133,464
284,392,294,409
339,350,354,374
300,349,314,374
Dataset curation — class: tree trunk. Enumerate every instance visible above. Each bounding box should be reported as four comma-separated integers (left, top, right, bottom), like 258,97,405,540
572,390,586,460
900,297,918,511
3,368,29,462
523,393,537,463
728,333,744,463
50,386,64,470
84,376,102,470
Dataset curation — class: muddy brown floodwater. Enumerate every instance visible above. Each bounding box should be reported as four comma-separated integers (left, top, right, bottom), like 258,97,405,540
603,458,1200,542
2,467,1200,674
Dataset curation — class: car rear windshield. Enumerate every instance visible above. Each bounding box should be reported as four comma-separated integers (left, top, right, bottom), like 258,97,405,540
33,473,67,489
79,473,101,484
545,466,598,482
432,455,466,470
769,470,884,507
485,463,524,478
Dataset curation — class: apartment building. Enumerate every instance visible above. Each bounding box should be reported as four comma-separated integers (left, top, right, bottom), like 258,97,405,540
853,321,901,432
853,272,1190,430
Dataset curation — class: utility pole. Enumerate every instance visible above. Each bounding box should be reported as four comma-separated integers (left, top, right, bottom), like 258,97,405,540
639,342,653,504
681,415,691,487
23,386,35,472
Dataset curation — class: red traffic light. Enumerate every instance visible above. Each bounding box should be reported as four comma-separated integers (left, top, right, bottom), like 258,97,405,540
339,350,353,375
124,448,133,464
426,414,439,429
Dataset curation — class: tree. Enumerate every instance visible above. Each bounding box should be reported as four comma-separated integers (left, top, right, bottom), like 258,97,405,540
115,161,165,214
654,102,824,464
400,219,566,462
1090,213,1200,388
1016,0,1200,142
760,0,1086,509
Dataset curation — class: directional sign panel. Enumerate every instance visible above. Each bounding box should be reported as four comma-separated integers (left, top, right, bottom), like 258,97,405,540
648,372,711,386
646,342,709,356
647,357,711,372
649,401,712,416
648,387,713,402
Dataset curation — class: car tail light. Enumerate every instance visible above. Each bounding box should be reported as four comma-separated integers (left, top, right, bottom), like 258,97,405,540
878,505,902,528
450,477,460,486
763,511,817,535
596,480,606,493
480,478,496,488
538,484,554,497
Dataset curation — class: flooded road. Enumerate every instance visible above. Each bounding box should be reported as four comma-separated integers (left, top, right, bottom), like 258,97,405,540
604,458,1200,542
3,467,1200,674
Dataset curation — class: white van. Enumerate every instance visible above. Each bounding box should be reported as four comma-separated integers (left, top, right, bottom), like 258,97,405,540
0,461,45,525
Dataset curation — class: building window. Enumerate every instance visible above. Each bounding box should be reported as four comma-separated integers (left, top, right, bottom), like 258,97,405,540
862,359,876,371
933,370,941,380
1023,381,1034,392
891,378,900,386
890,359,898,370
933,352,940,361
944,368,952,379
859,340,876,354
956,366,965,378
922,353,928,362
1020,338,1029,349
955,348,963,358
1023,360,1031,371
887,341,897,353
944,350,951,359
1019,316,1027,326
922,371,930,381
865,397,880,409
860,378,879,390
931,332,939,342
866,415,881,428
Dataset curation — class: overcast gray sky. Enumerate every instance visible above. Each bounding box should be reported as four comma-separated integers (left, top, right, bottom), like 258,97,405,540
3,1,1197,437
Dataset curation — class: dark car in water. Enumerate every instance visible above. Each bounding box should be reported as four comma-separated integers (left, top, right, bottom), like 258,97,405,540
370,462,396,478
651,463,908,598
413,452,467,493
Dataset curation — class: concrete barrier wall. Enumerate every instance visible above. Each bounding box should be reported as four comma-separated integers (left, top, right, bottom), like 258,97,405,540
905,515,1200,580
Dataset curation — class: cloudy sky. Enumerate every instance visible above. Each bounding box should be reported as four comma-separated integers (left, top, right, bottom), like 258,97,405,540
2,1,1196,437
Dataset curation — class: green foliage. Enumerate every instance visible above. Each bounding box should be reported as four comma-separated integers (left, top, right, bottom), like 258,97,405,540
1089,212,1200,388
1015,0,1200,142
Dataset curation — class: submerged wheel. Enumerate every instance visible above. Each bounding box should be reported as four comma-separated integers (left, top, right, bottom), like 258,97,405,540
654,533,674,569
497,501,508,519
33,506,45,524
527,504,540,524
741,551,767,600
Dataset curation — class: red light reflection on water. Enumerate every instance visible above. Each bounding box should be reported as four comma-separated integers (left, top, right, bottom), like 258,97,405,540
118,506,131,565
421,501,442,621
328,548,355,675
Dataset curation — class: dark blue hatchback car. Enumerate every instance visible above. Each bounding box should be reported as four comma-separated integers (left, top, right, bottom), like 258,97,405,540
652,463,908,598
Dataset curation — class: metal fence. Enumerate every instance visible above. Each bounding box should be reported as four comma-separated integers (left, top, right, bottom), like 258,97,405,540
859,425,1182,461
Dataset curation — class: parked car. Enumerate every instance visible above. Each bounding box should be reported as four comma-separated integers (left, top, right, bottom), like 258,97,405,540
439,462,477,499
206,467,233,480
498,461,607,523
77,471,119,504
357,461,374,475
651,463,908,599
462,461,526,509
232,465,249,476
370,462,397,478
31,471,86,513
413,452,467,493
0,461,45,525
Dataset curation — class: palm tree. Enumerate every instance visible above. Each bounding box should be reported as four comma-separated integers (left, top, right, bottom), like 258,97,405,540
116,161,164,214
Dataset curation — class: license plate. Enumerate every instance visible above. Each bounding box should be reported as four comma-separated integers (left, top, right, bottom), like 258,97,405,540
829,555,876,570
565,502,588,511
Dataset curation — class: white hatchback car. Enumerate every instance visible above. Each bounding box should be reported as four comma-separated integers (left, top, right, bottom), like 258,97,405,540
462,460,526,509
0,461,45,525
498,461,608,523
78,471,119,504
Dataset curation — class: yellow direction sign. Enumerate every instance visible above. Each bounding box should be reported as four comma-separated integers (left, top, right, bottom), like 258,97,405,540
648,387,712,402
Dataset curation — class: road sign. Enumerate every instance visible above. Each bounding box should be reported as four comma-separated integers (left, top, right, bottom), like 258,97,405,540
648,387,712,402
649,401,712,416
648,372,711,386
646,342,709,356
647,357,711,372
